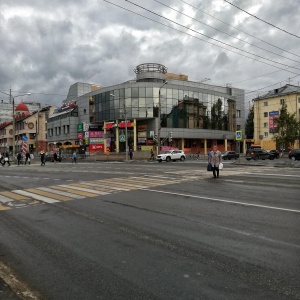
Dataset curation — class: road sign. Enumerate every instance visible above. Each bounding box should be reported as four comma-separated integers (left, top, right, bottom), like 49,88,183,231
154,134,157,139
22,136,28,142
235,130,242,141
119,135,125,142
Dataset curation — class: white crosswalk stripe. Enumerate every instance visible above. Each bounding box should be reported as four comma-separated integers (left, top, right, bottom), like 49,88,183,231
58,185,110,195
13,190,60,204
37,187,85,199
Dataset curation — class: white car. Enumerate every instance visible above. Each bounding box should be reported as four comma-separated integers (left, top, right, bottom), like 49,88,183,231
156,150,186,162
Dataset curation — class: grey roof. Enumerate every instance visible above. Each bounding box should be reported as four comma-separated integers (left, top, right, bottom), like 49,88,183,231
253,84,300,100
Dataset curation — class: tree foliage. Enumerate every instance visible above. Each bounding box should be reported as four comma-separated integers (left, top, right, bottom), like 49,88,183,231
273,103,300,149
245,105,254,139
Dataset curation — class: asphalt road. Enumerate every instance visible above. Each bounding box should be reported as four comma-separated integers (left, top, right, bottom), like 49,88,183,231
0,160,299,300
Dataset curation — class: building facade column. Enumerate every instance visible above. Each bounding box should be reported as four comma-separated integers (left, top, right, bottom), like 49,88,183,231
115,120,119,153
224,138,228,151
103,121,107,152
204,139,207,155
181,138,184,150
133,119,137,151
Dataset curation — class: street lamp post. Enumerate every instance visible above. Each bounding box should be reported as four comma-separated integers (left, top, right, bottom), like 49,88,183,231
0,89,31,156
157,81,168,155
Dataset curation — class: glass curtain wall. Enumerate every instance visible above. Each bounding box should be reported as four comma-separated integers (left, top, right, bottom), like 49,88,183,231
95,87,233,131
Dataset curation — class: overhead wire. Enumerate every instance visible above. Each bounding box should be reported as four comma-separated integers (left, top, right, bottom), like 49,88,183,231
123,0,300,72
178,0,300,59
223,0,300,39
154,0,300,64
103,1,296,75
104,1,299,101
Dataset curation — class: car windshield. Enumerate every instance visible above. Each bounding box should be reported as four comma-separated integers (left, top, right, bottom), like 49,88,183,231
164,151,172,154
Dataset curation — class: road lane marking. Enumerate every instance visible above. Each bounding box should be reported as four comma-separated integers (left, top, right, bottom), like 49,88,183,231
245,172,300,178
142,189,300,214
50,186,100,197
25,189,72,201
92,181,130,191
13,190,59,204
38,187,85,199
0,191,30,201
64,184,110,195
0,204,10,211
81,183,120,193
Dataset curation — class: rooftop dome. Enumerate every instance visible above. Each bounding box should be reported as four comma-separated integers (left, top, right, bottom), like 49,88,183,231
15,102,29,112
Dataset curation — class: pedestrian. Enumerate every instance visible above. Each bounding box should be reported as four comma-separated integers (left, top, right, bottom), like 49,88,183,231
2,151,10,166
197,150,200,160
150,149,155,161
53,152,58,162
0,152,3,166
25,152,31,165
209,145,222,178
40,151,45,166
129,149,133,160
17,152,22,166
72,151,77,163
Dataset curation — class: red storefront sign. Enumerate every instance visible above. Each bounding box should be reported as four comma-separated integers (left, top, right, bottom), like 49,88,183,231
89,144,104,152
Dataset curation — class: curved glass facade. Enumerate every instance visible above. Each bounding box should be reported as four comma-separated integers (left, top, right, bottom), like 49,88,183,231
94,86,236,131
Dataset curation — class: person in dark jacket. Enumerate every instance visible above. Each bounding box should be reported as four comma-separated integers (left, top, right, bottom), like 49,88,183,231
17,152,22,166
25,152,31,165
40,151,45,166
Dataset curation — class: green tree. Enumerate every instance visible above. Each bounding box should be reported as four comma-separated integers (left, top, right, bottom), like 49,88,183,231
245,105,254,139
272,103,300,151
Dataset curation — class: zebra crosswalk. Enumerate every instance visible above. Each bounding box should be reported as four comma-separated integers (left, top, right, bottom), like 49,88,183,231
0,174,194,211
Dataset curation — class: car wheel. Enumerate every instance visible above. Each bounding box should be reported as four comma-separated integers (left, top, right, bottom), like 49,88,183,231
180,156,185,161
291,156,296,161
166,157,171,162
246,158,251,161
254,156,259,161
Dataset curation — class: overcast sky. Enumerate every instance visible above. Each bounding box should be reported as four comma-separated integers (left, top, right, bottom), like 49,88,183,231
0,0,299,109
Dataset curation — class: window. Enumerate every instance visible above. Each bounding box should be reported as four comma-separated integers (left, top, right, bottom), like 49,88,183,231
236,125,241,130
280,99,284,105
264,101,268,106
236,110,241,118
264,132,268,137
264,122,268,128
264,112,268,117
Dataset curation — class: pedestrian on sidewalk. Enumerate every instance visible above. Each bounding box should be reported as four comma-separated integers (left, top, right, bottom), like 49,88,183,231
40,151,45,166
129,149,133,160
2,151,10,166
17,152,22,166
25,152,31,165
150,149,155,161
72,151,77,163
209,145,222,178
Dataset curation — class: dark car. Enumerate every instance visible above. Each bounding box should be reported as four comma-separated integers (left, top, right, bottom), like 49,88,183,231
44,154,62,162
267,149,280,159
221,151,239,160
288,149,300,161
246,149,275,161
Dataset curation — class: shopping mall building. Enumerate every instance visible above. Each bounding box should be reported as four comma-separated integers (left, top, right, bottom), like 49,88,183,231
47,63,245,155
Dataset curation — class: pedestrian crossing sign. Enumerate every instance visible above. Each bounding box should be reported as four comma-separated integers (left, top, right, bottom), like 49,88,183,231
235,130,242,140
119,135,125,142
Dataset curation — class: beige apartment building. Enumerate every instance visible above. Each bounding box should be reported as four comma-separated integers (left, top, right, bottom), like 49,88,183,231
253,84,300,150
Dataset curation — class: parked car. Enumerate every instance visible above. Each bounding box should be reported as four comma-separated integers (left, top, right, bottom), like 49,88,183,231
156,150,186,162
266,149,280,159
246,149,275,161
221,151,239,160
44,154,62,162
288,149,300,161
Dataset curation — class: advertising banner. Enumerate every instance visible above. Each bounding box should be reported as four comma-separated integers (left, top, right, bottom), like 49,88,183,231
89,131,104,138
90,138,104,144
269,111,279,133
77,132,84,139
89,144,104,151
